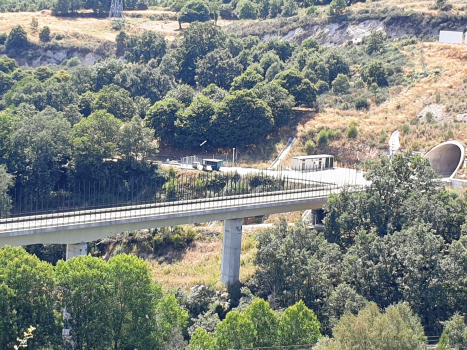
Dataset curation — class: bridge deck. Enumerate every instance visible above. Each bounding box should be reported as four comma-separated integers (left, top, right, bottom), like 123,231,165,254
0,185,342,246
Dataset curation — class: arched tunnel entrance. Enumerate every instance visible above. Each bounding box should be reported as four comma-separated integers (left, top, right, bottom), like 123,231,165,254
424,141,465,179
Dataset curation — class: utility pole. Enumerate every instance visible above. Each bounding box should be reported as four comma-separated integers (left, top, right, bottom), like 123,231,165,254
232,148,235,168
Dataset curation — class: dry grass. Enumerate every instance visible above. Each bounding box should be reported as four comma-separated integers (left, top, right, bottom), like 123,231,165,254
149,228,260,290
350,0,467,14
0,10,235,44
285,42,467,165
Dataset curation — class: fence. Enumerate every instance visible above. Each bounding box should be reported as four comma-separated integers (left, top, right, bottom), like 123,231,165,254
2,169,334,219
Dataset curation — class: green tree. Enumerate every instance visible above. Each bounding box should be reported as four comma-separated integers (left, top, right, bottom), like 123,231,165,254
315,303,426,350
275,68,316,106
281,0,298,16
212,89,274,147
124,31,167,64
254,81,295,127
276,300,322,346
52,0,71,14
39,26,51,42
6,25,28,52
436,314,467,350
259,51,282,73
200,83,228,103
145,98,183,145
342,224,449,333
324,51,350,82
0,246,59,350
196,48,242,89
116,30,127,56
69,110,122,181
188,328,216,350
361,61,388,87
230,68,264,91
107,254,161,350
91,84,137,120
33,66,54,82
56,255,111,350
324,152,447,247
178,0,211,28
328,0,347,15
177,22,226,85
332,73,350,94
325,283,368,327
0,165,13,218
236,0,257,19
266,37,295,61
252,220,342,323
5,106,71,193
0,57,18,73
366,30,385,55
268,0,282,18
166,84,197,107
216,311,256,349
117,116,157,163
174,94,215,149
153,294,189,347
245,299,279,347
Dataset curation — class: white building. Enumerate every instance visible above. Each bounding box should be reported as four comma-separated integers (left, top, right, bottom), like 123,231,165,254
291,155,335,171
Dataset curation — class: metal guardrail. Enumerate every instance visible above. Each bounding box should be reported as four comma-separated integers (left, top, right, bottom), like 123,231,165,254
3,170,325,219
0,184,339,233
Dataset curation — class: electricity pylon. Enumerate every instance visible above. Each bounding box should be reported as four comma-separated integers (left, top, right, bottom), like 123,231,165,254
109,0,124,23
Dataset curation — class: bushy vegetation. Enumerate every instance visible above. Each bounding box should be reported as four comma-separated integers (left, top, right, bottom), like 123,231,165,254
1,21,402,203
0,246,188,349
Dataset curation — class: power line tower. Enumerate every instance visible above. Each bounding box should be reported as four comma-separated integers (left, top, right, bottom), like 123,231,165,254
109,0,124,23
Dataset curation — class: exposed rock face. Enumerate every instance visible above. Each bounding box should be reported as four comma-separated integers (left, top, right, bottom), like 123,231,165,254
261,13,467,46
8,48,102,67
267,19,385,46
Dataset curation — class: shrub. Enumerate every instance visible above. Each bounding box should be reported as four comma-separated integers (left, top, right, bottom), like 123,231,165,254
111,21,125,31
426,112,434,123
379,131,387,143
67,57,81,67
0,33,7,45
318,129,329,145
219,3,237,19
178,0,211,27
39,26,51,42
305,140,316,155
355,98,370,110
332,74,350,94
315,80,329,94
306,5,318,15
410,117,420,125
5,25,28,52
402,123,410,134
347,121,358,139
328,0,347,15
236,0,257,19
281,0,298,17
360,61,388,87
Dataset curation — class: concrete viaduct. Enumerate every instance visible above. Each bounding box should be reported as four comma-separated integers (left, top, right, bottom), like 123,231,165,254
0,186,337,285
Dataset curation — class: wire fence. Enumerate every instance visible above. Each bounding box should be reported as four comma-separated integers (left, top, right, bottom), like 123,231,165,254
0,182,339,233
1,169,343,220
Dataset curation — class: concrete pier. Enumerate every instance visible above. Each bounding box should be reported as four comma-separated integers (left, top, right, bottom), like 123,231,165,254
221,218,243,286
65,243,88,260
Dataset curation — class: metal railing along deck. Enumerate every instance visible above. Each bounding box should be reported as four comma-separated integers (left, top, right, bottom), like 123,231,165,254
0,183,340,234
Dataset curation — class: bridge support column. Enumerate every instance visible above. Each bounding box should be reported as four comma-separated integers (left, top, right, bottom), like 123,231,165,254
65,243,87,260
221,218,242,286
